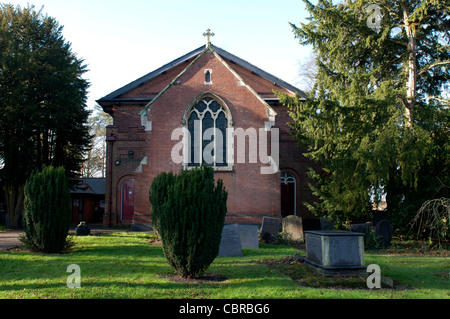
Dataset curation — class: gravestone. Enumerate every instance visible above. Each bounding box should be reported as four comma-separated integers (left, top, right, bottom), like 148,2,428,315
282,215,304,241
75,221,90,236
375,219,393,247
304,230,366,274
238,224,259,249
218,224,243,257
260,217,281,243
350,223,370,235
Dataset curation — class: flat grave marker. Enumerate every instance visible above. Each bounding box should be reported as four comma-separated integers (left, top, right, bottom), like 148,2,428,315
218,224,243,257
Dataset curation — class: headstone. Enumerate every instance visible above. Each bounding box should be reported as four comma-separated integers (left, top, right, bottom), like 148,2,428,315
304,230,366,274
260,217,281,243
350,223,369,235
218,224,243,257
282,215,304,241
75,221,90,236
237,224,259,249
375,219,393,247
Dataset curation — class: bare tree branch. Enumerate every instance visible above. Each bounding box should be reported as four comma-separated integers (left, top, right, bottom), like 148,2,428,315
419,96,450,105
419,60,450,76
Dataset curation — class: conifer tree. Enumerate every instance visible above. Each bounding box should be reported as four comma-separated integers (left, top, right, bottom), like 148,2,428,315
0,4,91,227
21,166,71,253
149,166,227,278
277,0,449,228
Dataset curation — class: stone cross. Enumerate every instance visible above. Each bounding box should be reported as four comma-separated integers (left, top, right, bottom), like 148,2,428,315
203,28,215,44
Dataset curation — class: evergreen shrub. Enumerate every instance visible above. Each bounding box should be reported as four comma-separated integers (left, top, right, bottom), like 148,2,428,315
149,166,228,278
20,166,71,253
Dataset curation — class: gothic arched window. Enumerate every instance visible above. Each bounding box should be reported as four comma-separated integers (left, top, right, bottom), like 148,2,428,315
186,95,231,168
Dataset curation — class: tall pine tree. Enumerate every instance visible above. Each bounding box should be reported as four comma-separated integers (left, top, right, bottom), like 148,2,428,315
0,5,91,227
277,0,449,229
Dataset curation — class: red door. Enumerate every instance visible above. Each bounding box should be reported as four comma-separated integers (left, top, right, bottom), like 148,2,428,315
121,179,135,221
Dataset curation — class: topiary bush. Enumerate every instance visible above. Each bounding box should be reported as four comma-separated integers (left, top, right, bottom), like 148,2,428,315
20,166,71,253
149,166,228,278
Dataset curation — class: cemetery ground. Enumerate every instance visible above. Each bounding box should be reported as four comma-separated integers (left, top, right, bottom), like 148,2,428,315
0,232,448,299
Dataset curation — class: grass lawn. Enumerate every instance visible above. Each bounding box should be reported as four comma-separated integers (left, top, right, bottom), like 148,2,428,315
0,232,448,299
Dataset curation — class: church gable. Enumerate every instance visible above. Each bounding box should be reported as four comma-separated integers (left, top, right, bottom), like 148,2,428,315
145,48,270,131
140,45,281,132
97,44,305,111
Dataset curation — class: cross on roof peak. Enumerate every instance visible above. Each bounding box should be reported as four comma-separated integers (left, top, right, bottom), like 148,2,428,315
203,28,215,46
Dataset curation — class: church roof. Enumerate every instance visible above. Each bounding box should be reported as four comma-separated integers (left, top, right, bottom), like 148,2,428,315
97,44,306,106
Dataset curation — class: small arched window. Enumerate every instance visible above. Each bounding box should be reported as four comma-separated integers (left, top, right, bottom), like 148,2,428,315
185,95,231,169
204,69,212,84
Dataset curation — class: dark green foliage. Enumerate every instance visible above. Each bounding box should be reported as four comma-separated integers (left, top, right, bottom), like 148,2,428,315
0,4,91,227
149,166,228,278
21,166,71,253
276,0,449,230
364,227,384,251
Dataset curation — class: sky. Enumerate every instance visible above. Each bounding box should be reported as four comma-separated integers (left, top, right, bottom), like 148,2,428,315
8,0,313,110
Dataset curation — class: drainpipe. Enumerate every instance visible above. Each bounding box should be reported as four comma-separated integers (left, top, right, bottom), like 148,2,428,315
106,134,116,228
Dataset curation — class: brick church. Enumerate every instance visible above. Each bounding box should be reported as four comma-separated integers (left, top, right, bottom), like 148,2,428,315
97,31,319,229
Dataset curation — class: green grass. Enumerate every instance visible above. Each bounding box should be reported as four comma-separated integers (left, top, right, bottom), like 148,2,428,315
0,232,448,299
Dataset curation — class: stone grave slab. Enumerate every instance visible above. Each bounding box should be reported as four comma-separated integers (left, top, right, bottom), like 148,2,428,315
260,217,281,243
282,215,304,241
237,224,259,249
218,224,243,257
350,223,370,235
304,230,366,274
375,219,393,248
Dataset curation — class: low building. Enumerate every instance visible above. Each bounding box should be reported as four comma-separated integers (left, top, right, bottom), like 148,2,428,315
70,178,106,224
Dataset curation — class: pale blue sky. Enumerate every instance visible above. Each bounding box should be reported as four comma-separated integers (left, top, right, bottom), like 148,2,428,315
8,0,312,109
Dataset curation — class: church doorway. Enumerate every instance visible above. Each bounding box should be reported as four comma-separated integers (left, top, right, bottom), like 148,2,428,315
281,171,296,217
121,179,135,221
